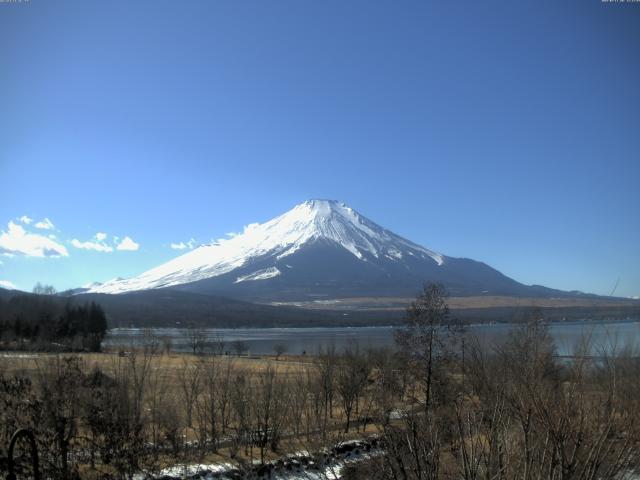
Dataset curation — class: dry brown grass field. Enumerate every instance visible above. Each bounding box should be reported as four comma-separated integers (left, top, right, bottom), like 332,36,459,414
270,295,638,311
0,351,313,377
0,348,388,477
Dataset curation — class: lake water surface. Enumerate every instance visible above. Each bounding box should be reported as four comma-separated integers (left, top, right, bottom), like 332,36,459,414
104,320,640,356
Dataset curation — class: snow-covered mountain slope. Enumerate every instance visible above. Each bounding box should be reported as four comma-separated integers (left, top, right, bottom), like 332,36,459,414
85,199,558,300
88,200,444,293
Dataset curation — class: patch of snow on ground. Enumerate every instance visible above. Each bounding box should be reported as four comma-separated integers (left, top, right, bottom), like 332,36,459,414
136,437,381,480
235,266,281,283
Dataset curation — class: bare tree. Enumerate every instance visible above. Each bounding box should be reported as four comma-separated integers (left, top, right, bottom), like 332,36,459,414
232,339,249,357
211,333,225,355
336,342,371,433
218,357,235,435
289,367,311,436
377,283,460,480
195,355,234,453
160,335,173,355
184,325,206,355
32,282,57,295
35,356,83,478
179,358,202,428
105,346,155,477
301,365,324,441
453,321,640,480
251,365,290,463
317,344,337,440
273,343,287,360
144,354,171,472
229,372,251,458
370,347,404,426
395,282,460,415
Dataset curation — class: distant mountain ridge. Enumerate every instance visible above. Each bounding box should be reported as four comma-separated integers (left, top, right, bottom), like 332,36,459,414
82,200,587,301
5,287,637,329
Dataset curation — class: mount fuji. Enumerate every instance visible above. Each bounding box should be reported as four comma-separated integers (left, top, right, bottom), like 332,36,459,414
84,200,569,302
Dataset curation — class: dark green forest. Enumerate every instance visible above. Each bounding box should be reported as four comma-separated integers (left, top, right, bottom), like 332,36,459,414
0,293,107,352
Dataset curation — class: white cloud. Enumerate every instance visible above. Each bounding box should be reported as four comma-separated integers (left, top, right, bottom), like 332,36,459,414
71,233,139,252
71,233,114,252
244,223,260,234
34,217,55,230
116,236,140,251
19,216,33,225
0,280,18,290
170,238,197,250
214,223,260,246
0,221,69,257
234,223,259,238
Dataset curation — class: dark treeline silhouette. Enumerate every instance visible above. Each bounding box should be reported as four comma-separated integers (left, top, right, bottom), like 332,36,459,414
0,290,107,351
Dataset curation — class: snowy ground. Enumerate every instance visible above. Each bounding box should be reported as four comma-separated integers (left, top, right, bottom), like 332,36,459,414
134,439,381,480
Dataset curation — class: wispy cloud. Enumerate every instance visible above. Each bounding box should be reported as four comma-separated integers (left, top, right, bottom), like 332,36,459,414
170,238,197,250
116,236,140,251
34,217,55,230
0,221,69,257
19,215,33,225
71,233,114,252
0,280,18,290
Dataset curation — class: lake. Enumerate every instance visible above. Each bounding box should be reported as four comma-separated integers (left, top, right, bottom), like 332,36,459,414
104,319,640,356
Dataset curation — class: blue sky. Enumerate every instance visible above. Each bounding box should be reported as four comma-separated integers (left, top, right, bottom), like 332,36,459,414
0,0,638,297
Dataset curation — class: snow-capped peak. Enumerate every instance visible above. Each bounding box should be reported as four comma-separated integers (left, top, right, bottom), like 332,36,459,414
86,200,443,294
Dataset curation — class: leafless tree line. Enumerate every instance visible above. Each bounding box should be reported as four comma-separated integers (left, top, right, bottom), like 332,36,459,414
0,338,391,479
2,284,640,480
349,284,640,480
